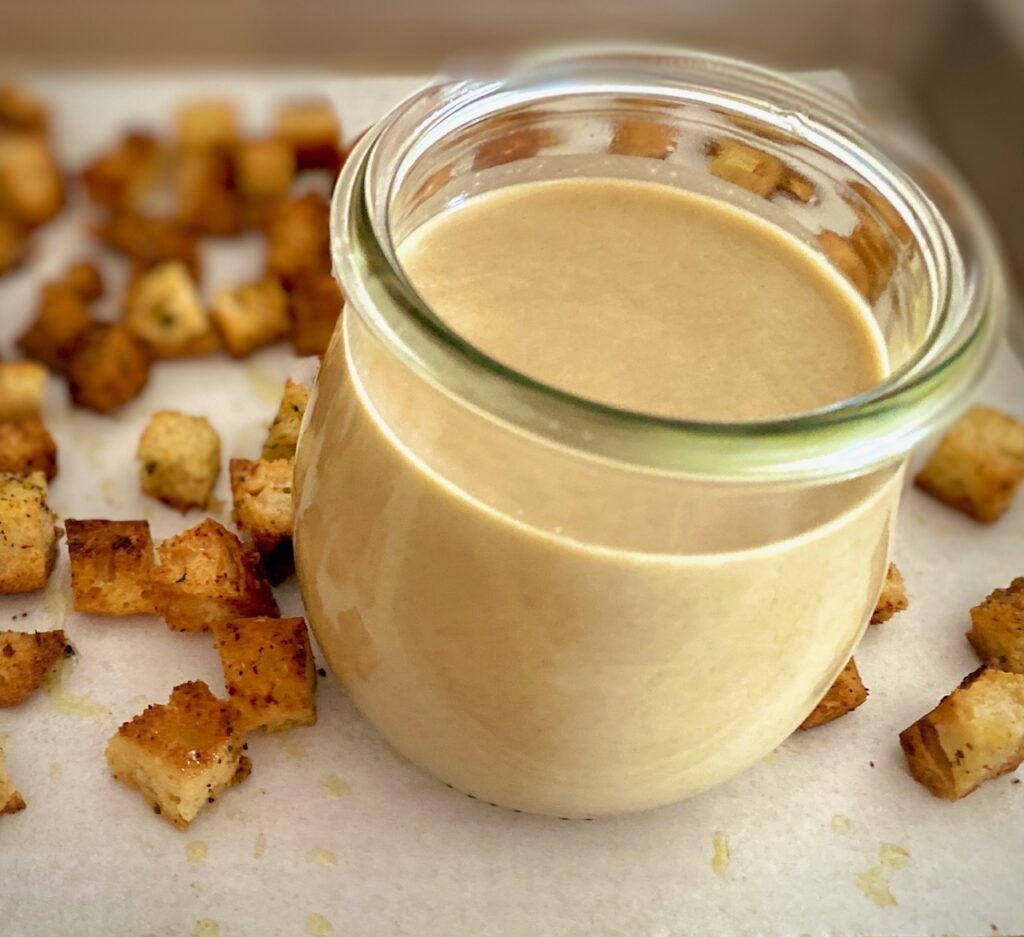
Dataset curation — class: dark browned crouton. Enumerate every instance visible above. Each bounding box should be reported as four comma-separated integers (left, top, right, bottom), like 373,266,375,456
969,578,1024,674
0,629,67,706
67,323,151,413
95,211,200,280
81,132,165,212
273,98,341,172
17,282,93,373
66,519,155,615
0,417,57,479
291,273,343,356
264,193,330,288
799,658,868,730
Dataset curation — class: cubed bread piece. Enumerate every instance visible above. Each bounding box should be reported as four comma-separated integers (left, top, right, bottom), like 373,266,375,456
67,323,151,414
212,616,316,731
262,379,310,461
274,99,341,171
900,665,1024,800
609,120,677,159
799,658,868,730
0,747,26,815
151,518,278,632
709,138,785,198
264,193,330,288
850,180,913,243
230,459,294,578
0,133,64,227
210,277,290,358
915,405,1024,523
473,127,558,172
0,213,28,275
175,148,245,236
0,361,47,419
847,204,897,302
871,563,908,624
95,211,199,280
235,138,295,202
0,417,57,479
0,471,56,593
66,519,155,615
969,578,1024,674
17,282,93,373
62,261,104,302
291,272,343,356
0,629,67,706
137,410,220,511
779,167,815,203
105,681,250,828
819,229,874,301
0,85,48,134
82,132,165,212
124,261,218,358
175,100,239,150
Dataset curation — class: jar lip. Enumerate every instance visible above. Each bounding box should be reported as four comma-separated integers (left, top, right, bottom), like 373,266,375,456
331,47,1006,482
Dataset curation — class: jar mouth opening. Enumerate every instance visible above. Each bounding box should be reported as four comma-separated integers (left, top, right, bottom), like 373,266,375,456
331,47,1005,481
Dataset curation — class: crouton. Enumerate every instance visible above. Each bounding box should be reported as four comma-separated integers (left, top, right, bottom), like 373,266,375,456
779,167,815,203
150,518,278,632
0,471,56,593
0,85,48,135
0,213,28,275
969,578,1024,674
0,361,47,419
137,411,220,512
799,658,868,730
212,616,316,731
819,228,874,301
609,120,677,159
210,277,290,358
236,137,295,203
264,193,330,288
62,261,104,302
124,261,218,358
871,563,908,624
850,180,912,243
0,629,67,706
0,133,64,227
95,212,199,280
106,681,250,828
82,132,165,212
291,272,343,356
0,417,57,479
0,747,26,815
899,665,1024,800
67,323,151,414
175,100,239,150
473,127,559,172
175,148,246,236
274,99,341,172
262,379,309,461
17,282,93,372
915,405,1024,523
66,519,155,615
230,459,294,578
709,138,785,198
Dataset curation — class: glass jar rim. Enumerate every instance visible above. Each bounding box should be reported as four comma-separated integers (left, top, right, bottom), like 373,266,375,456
330,46,1006,482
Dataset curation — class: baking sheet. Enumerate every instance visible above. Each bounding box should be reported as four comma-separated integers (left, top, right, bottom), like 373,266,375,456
1,72,1023,937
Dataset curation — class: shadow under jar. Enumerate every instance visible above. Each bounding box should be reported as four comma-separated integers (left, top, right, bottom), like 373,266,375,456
294,49,1004,817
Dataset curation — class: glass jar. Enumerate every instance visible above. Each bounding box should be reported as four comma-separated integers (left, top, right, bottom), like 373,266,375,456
293,48,1004,816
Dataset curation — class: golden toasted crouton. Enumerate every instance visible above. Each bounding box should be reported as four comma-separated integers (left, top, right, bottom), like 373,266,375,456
150,518,278,632
175,100,239,150
0,361,47,419
95,211,199,280
0,472,56,593
900,665,1024,800
850,180,912,243
274,99,341,171
779,167,815,203
799,658,868,730
609,120,677,159
230,459,294,578
709,138,785,198
0,133,64,227
0,747,26,815
291,272,343,356
67,323,151,414
819,229,874,300
212,616,316,732
915,406,1024,523
137,411,221,512
175,148,245,236
66,519,155,615
264,193,330,288
0,213,28,275
106,681,250,828
871,563,908,624
0,417,57,479
82,132,165,212
210,277,290,358
62,261,104,302
969,578,1024,674
235,138,295,203
473,127,559,172
262,379,309,461
0,85,48,135
17,282,93,373
0,629,67,706
124,261,218,358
